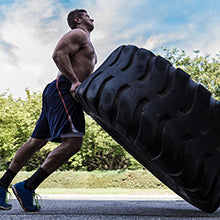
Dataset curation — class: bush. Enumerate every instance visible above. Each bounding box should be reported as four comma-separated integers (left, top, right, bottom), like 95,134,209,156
59,115,143,171
3,169,167,189
0,48,219,171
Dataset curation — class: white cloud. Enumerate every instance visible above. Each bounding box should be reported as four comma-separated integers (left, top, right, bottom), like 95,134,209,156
0,0,67,98
84,0,149,65
88,0,219,66
183,20,220,57
0,0,219,98
142,32,186,51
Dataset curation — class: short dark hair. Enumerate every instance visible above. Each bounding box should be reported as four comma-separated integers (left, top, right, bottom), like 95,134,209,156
67,9,87,29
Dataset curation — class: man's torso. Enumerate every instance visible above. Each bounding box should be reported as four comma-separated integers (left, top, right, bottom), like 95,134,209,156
59,31,97,82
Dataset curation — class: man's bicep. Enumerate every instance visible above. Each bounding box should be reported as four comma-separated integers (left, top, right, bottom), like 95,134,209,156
53,30,87,60
53,38,80,57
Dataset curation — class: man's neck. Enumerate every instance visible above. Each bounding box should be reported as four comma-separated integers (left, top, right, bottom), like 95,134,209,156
77,26,91,36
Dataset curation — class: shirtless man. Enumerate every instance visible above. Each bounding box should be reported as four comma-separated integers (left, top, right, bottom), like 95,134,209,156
0,9,96,212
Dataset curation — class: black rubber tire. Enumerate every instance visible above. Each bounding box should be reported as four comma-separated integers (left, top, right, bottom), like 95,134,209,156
76,45,220,213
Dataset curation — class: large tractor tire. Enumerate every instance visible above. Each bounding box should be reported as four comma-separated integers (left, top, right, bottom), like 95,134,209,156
76,45,220,213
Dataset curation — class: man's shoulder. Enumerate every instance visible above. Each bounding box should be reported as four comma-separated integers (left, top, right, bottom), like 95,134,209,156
62,29,88,43
66,29,87,38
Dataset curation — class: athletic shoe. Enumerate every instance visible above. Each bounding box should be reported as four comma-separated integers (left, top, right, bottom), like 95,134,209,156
12,181,41,212
0,186,12,210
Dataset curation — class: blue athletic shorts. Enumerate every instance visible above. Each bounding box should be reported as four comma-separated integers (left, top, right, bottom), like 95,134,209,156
31,75,85,143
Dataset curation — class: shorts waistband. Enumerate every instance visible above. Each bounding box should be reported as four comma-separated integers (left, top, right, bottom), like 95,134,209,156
56,75,71,87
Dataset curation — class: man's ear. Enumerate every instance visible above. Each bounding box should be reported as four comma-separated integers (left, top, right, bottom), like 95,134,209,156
74,18,81,24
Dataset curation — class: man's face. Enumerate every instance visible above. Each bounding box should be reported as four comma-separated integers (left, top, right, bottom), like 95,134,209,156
80,12,94,31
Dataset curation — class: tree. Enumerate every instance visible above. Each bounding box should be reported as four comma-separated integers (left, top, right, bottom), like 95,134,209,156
0,48,219,171
0,89,43,170
60,115,138,171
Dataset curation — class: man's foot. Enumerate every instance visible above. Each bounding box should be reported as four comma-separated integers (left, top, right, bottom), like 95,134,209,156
12,181,41,212
0,186,12,210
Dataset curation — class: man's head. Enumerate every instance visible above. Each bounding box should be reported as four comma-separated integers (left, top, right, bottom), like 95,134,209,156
67,9,94,31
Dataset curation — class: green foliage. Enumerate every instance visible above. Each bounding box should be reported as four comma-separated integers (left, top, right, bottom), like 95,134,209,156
59,115,142,171
0,48,219,171
0,89,42,170
2,170,166,189
0,90,141,171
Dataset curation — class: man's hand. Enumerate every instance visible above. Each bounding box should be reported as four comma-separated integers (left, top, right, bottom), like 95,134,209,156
70,81,81,100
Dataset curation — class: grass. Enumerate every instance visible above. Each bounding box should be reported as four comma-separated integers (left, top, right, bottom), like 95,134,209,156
2,170,173,195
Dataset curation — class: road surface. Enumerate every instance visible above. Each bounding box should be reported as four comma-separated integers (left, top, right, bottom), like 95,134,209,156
1,194,219,219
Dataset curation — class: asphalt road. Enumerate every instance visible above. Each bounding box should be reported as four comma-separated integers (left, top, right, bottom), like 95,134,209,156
1,194,220,219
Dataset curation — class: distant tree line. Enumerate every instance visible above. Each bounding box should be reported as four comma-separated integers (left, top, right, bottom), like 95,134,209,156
0,48,219,171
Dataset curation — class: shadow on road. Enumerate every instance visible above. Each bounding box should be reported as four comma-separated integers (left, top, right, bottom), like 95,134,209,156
0,199,219,219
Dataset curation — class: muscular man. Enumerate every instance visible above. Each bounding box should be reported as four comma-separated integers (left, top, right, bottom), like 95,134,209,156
0,9,96,212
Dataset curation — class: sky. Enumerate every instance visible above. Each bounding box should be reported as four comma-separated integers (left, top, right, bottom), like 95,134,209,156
0,0,219,99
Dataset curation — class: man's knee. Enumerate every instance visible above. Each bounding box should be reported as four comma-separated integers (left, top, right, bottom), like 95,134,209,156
62,137,83,155
25,137,48,150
